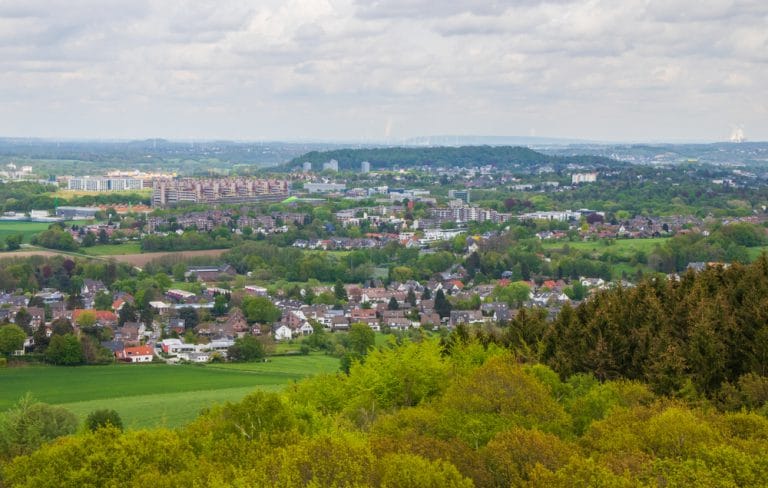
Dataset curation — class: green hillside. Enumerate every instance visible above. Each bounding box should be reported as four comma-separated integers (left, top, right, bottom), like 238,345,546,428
286,145,622,171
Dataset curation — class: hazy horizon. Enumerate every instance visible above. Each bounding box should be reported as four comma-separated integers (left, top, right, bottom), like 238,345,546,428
1,1,766,143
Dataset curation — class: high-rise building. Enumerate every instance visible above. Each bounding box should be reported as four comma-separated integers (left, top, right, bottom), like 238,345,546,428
361,161,370,173
302,162,312,173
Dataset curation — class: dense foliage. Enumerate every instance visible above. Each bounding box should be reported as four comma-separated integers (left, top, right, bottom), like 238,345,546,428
4,339,768,486
541,256,768,403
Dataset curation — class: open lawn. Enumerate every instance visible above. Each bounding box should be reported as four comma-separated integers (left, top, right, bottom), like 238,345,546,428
81,242,142,256
0,221,51,243
0,354,340,429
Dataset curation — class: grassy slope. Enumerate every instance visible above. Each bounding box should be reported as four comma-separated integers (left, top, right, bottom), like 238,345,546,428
0,354,340,429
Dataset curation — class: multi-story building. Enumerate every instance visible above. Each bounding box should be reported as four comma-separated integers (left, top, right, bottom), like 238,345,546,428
448,189,470,204
428,205,510,224
151,177,290,207
571,172,598,184
67,177,144,191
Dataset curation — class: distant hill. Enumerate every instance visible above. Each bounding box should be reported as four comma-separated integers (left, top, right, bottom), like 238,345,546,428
286,145,622,172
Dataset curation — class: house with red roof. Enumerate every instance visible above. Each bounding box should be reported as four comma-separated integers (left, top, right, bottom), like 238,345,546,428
116,345,153,363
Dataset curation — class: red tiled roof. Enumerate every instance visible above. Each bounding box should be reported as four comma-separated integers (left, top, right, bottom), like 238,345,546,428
123,345,153,356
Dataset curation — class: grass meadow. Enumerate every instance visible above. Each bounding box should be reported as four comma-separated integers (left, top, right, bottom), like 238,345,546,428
0,354,340,429
541,237,670,257
0,221,51,243
542,237,670,279
81,242,142,256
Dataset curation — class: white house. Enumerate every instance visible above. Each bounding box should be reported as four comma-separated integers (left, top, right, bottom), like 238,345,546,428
297,322,314,335
274,324,293,341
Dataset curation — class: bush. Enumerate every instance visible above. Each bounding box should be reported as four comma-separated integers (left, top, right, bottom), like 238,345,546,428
85,409,124,432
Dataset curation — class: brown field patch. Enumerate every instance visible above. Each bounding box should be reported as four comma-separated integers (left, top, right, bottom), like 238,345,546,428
0,250,63,260
0,248,229,266
108,249,229,266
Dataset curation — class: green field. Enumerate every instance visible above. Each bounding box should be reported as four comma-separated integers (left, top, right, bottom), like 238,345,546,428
0,354,340,429
0,221,51,243
81,242,142,256
541,237,670,279
542,237,670,256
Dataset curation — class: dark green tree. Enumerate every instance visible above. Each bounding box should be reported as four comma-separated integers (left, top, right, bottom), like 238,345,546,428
242,297,281,324
51,318,74,336
85,409,124,432
5,234,22,251
13,308,32,334
434,289,452,319
118,302,137,327
0,324,26,357
212,294,228,317
228,335,266,362
44,334,83,365
406,288,417,307
81,232,96,247
334,280,348,301
94,291,113,311
178,307,200,330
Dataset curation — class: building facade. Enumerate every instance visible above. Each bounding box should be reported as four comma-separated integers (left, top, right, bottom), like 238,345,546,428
152,177,290,207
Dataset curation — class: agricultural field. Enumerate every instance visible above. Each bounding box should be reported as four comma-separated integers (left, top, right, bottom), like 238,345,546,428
0,354,340,429
108,248,229,267
81,242,142,256
0,221,51,243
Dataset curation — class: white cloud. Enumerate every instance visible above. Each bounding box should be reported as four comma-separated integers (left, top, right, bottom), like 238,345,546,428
0,0,765,141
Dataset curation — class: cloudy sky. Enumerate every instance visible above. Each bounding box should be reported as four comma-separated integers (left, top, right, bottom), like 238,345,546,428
0,0,766,142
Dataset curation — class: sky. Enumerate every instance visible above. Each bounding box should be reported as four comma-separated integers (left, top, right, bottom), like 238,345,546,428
0,0,766,143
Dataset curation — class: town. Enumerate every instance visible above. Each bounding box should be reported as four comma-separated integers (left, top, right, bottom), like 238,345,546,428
1,143,768,369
